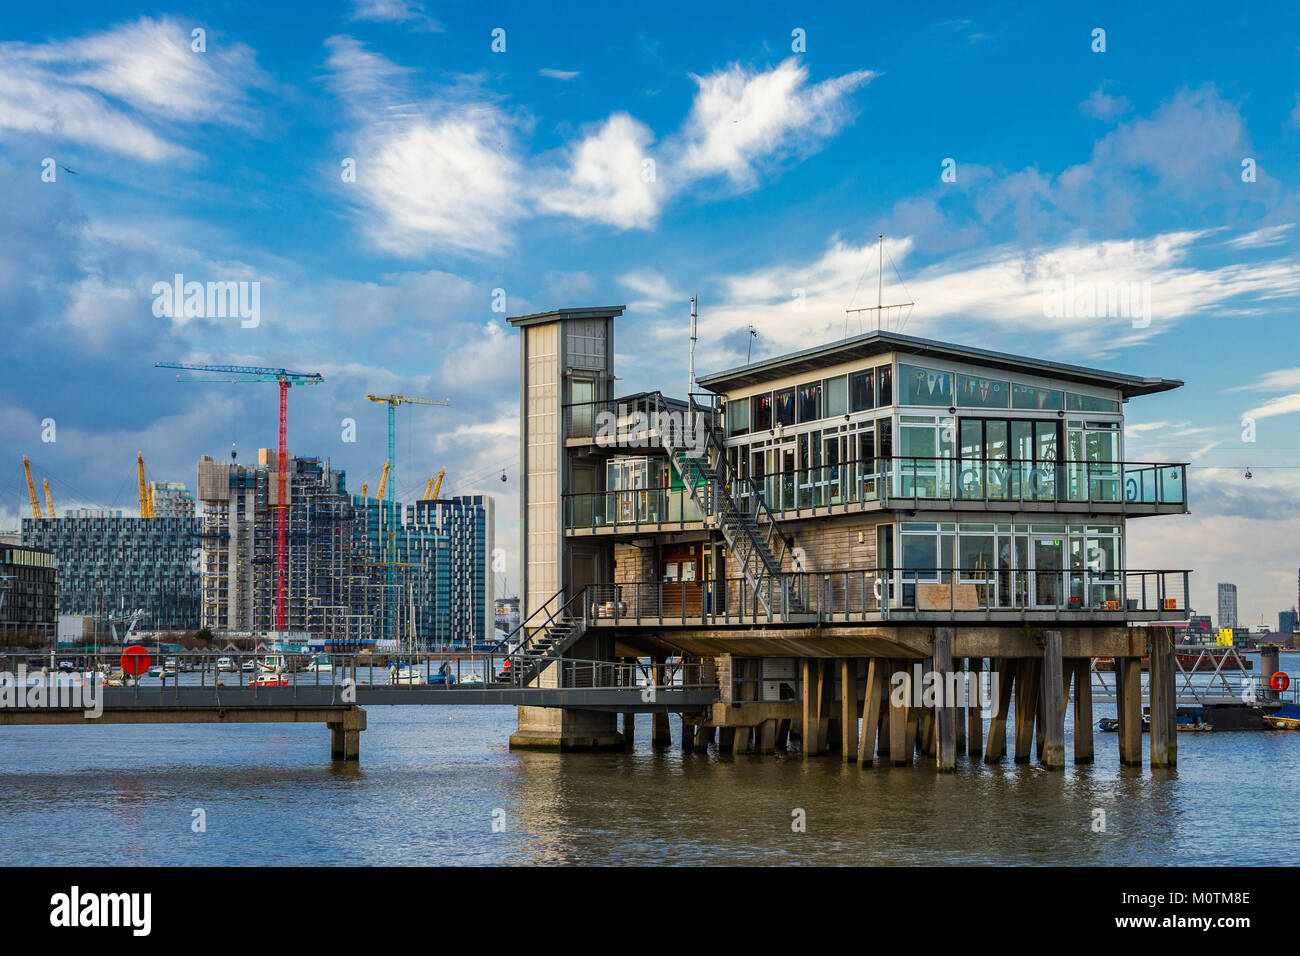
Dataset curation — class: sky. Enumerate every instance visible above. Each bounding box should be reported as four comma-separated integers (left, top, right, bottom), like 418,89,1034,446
0,0,1297,625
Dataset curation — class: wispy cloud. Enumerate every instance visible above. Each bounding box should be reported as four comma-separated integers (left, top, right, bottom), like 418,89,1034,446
350,0,442,31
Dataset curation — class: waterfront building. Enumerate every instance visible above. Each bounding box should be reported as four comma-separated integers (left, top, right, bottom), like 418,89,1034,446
149,481,196,518
351,493,496,648
1281,608,1298,637
506,305,1190,764
0,544,57,648
196,451,374,640
1218,583,1239,630
21,513,199,631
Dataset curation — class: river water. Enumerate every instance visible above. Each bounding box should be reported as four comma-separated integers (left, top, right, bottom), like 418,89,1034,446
1,652,1294,866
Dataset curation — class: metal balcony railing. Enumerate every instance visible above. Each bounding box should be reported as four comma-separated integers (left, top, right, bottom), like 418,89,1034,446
562,391,703,445
582,568,1190,625
562,456,1188,529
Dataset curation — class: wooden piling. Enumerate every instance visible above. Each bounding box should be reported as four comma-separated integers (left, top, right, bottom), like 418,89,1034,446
841,658,859,762
801,659,821,757
1074,659,1094,764
775,719,791,749
718,726,736,751
680,721,696,753
967,657,983,757
621,712,635,749
935,627,956,772
1149,628,1177,768
889,663,909,766
1014,659,1039,764
816,661,833,754
694,725,713,753
759,719,777,755
732,725,751,756
985,658,1014,763
858,659,885,767
1041,631,1065,770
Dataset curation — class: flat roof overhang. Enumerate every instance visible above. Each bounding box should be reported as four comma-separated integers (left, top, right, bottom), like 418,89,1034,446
508,305,626,328
696,329,1183,399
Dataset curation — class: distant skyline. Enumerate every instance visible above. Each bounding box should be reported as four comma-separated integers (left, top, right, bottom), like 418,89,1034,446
1,1,1298,619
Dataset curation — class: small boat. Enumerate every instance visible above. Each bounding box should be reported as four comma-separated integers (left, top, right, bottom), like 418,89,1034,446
248,674,289,688
388,663,427,685
1098,716,1151,733
216,657,236,672
241,660,257,673
458,672,485,686
1264,704,1300,730
57,660,76,673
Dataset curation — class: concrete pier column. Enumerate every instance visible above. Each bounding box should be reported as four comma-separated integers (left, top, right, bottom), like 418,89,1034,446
966,657,983,757
775,719,791,749
1117,657,1143,766
1073,659,1094,764
718,727,736,751
904,703,919,762
984,658,1014,763
328,707,366,761
758,719,777,755
1041,631,1066,770
840,659,859,762
732,726,751,756
1149,628,1177,769
934,628,956,772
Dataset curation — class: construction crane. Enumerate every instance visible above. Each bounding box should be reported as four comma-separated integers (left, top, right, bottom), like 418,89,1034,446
137,452,154,518
363,394,450,504
43,480,54,517
22,456,42,519
424,468,445,501
364,393,449,644
157,362,324,631
376,462,390,502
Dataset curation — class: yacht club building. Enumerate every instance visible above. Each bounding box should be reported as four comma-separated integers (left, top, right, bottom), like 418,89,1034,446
506,306,1190,769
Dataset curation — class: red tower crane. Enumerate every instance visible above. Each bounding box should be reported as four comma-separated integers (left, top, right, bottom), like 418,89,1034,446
157,362,324,631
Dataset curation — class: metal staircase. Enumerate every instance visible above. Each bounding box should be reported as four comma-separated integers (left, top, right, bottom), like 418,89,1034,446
662,395,793,616
496,588,590,686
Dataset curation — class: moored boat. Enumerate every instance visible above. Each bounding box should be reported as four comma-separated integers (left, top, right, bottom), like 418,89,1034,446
1264,704,1300,730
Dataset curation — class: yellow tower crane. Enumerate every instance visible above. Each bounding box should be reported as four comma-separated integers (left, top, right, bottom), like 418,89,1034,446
137,452,153,518
424,468,445,501
361,482,368,499
22,456,43,519
376,461,390,502
43,480,54,517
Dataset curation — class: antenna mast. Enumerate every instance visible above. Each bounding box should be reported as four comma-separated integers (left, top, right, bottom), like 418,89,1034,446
846,233,914,334
689,294,698,398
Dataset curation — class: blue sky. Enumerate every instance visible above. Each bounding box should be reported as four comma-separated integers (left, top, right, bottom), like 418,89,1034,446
1,0,1298,622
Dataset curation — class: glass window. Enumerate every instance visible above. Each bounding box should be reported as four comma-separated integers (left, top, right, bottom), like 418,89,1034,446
774,388,795,427
876,365,893,406
898,364,953,406
751,393,772,431
726,398,749,436
955,373,1010,409
1011,383,1062,410
850,369,874,412
824,375,848,416
797,382,822,423
1066,392,1122,413
877,419,893,459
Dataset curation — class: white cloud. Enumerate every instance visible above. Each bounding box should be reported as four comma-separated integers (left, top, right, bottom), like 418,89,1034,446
538,68,580,81
351,0,442,30
535,113,662,229
674,58,874,186
1081,86,1131,121
0,17,262,162
1222,223,1294,249
325,36,524,256
676,228,1300,367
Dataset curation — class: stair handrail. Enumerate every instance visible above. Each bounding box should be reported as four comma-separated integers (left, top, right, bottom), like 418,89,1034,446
492,585,586,656
683,391,793,560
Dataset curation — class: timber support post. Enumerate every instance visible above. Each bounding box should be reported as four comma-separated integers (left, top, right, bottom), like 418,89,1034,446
1041,631,1065,770
935,628,956,772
